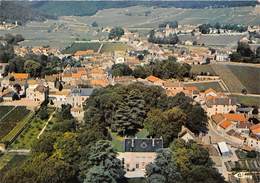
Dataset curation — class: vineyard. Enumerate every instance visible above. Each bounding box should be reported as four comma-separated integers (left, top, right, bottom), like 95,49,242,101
0,106,31,141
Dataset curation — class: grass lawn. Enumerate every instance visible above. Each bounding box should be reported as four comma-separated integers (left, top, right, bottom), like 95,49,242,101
231,95,260,107
110,131,124,152
184,81,224,92
0,154,28,175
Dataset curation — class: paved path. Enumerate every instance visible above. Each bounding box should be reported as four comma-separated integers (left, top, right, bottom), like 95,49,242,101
37,111,55,139
7,149,30,155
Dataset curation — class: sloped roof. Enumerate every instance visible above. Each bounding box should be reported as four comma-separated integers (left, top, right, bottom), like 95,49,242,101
124,138,163,152
212,114,225,125
250,124,260,135
224,114,247,123
74,50,94,56
13,73,29,80
146,75,164,83
219,120,232,129
204,88,217,95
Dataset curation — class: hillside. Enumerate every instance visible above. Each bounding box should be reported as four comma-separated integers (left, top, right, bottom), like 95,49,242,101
0,1,51,24
32,1,257,17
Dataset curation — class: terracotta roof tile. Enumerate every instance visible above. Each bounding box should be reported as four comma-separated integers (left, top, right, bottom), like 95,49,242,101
13,73,29,80
219,120,232,129
146,75,164,83
74,50,94,56
223,114,247,123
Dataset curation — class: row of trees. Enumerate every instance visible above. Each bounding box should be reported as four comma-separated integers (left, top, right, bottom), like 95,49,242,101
146,139,226,183
230,42,260,64
111,57,191,80
2,104,125,183
84,83,207,146
148,30,179,45
159,21,178,29
3,54,62,77
199,23,247,34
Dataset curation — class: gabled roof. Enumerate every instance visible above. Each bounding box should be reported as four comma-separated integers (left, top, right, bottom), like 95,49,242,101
212,114,225,125
90,79,109,87
204,88,217,95
163,81,183,88
250,124,260,135
219,120,232,129
71,88,94,96
124,138,163,152
74,50,94,56
72,73,82,79
206,97,236,107
223,114,247,123
146,75,164,83
13,73,29,80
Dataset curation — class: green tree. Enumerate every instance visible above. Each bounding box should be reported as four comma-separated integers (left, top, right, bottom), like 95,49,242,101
37,106,49,120
91,21,98,27
108,27,124,40
112,89,146,136
111,63,132,77
146,149,181,183
80,140,125,182
55,104,73,120
31,132,60,155
24,59,42,77
145,107,186,147
84,165,117,183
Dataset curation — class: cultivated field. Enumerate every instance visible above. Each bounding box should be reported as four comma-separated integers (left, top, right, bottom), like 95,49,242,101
192,64,260,94
63,42,102,54
0,106,31,142
63,42,132,54
1,6,259,49
100,42,131,53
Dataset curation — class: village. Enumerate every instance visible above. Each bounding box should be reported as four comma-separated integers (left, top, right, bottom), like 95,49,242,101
0,17,260,183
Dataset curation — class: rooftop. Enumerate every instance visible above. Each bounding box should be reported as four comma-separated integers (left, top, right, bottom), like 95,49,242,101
124,138,163,152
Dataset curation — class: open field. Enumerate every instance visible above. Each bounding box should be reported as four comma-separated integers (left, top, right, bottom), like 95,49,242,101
0,106,31,141
192,64,260,94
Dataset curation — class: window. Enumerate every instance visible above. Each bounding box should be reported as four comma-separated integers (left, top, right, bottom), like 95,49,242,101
136,164,139,169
